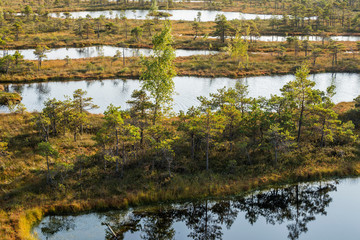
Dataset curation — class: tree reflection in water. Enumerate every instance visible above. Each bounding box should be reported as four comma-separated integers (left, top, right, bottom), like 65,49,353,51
234,182,336,240
38,181,337,240
34,83,51,102
39,216,75,239
106,182,336,240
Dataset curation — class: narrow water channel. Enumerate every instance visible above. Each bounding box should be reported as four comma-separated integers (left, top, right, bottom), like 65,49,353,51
4,46,217,60
50,9,283,21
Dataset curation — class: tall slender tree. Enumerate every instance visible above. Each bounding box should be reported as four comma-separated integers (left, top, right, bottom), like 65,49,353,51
38,142,58,184
73,89,99,134
281,64,320,143
140,22,176,125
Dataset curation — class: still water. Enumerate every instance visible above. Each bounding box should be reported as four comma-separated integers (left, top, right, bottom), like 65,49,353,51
1,73,359,113
181,34,360,42
4,46,217,60
4,32,359,61
202,35,360,42
50,9,282,21
242,35,360,42
32,178,360,239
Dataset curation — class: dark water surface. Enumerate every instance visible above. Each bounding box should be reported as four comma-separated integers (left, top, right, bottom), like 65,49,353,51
1,73,359,113
32,178,360,239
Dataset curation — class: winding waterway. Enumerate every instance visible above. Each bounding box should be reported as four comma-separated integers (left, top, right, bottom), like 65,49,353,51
5,33,360,61
1,73,359,113
4,46,217,60
203,34,360,42
32,178,360,240
241,35,360,42
50,9,283,21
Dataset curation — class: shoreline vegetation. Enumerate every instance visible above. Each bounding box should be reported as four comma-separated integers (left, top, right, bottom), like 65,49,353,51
2,64,360,238
3,0,360,239
0,1,330,15
1,11,360,83
17,167,360,240
3,0,360,16
2,19,360,51
1,51,360,83
0,0,360,85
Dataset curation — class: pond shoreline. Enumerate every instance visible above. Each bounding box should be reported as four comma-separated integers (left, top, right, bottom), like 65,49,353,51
23,163,360,239
1,63,360,84
2,73,359,114
4,33,360,51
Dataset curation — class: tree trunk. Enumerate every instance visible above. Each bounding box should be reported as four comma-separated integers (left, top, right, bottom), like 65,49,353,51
115,128,119,173
46,155,51,184
153,104,158,125
97,23,100,38
80,99,84,134
191,134,195,161
168,157,171,177
140,127,144,148
125,23,128,39
274,141,278,164
121,142,126,177
297,100,304,143
320,118,326,147
123,47,125,65
52,120,57,136
206,131,209,171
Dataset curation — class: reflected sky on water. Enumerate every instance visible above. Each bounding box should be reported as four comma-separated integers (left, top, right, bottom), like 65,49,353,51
4,46,218,60
1,73,360,113
50,9,282,21
33,178,360,240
